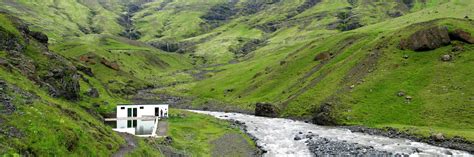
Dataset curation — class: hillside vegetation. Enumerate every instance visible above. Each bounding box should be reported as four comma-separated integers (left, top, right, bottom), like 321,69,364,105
0,0,473,155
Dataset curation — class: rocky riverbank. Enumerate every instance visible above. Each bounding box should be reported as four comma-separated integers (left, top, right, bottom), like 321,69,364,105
230,120,266,156
343,126,474,154
192,110,472,156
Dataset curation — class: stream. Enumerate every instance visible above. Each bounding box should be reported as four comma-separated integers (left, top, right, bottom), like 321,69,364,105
189,110,473,157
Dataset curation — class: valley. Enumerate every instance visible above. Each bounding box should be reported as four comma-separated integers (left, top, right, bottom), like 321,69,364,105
0,0,473,156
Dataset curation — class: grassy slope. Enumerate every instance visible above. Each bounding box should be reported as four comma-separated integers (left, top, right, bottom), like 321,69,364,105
0,0,122,42
156,0,474,140
0,14,124,155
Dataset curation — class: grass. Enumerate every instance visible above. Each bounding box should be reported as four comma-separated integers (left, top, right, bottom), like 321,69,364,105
174,0,474,140
167,109,256,156
0,68,124,156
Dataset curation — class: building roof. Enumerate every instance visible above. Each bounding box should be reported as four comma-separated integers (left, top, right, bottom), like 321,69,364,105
117,104,169,106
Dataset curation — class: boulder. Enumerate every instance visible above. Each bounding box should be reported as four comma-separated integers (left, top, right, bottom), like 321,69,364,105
29,31,48,44
294,135,302,141
431,133,445,141
449,29,474,44
42,68,81,100
312,102,337,125
255,102,279,118
76,65,94,77
441,55,452,62
400,27,451,51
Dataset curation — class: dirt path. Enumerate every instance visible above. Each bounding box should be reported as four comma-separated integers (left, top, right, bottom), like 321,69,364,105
112,133,138,157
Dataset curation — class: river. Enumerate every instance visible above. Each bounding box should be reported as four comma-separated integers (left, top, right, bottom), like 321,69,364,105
189,110,473,157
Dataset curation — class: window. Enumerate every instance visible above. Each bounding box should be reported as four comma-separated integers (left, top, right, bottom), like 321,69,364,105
121,107,125,110
140,106,144,109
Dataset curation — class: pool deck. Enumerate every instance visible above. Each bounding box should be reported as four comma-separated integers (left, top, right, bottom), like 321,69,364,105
156,121,168,137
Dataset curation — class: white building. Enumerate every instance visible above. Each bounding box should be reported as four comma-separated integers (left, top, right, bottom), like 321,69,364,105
108,104,169,137
116,104,169,119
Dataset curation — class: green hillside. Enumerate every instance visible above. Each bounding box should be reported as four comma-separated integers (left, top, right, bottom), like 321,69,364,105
0,0,473,156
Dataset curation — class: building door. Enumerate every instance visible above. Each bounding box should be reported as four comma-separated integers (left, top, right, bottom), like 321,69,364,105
155,107,160,117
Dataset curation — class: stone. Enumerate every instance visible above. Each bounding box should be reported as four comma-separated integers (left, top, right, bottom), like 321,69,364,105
255,102,279,118
29,31,49,44
161,136,173,145
42,68,81,100
86,88,99,98
312,102,337,125
76,65,94,77
449,29,474,44
314,52,331,61
444,150,453,155
432,133,445,141
100,58,120,71
452,44,464,52
402,55,409,59
397,91,406,97
400,27,451,51
441,55,452,62
294,135,302,141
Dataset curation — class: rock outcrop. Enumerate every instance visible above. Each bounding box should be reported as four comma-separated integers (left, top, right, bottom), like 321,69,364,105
41,67,81,100
0,80,16,114
312,102,337,125
29,31,48,44
1,18,81,101
255,102,279,118
449,29,474,44
400,27,451,51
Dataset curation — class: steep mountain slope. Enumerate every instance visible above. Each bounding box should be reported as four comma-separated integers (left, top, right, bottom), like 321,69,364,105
0,13,125,156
